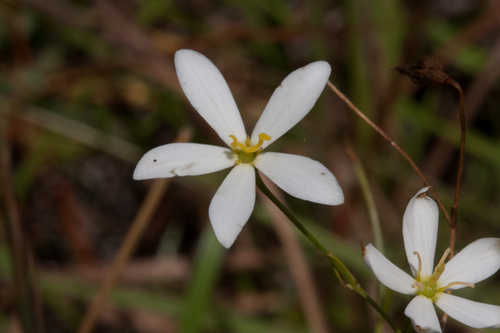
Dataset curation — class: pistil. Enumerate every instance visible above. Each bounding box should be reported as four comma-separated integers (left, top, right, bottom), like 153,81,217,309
412,248,475,302
229,133,271,164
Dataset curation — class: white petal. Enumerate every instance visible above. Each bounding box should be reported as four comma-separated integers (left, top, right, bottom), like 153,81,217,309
363,244,416,295
436,294,500,328
404,296,442,333
438,238,500,289
133,143,235,180
254,152,343,205
175,49,246,146
209,164,255,248
403,187,439,277
250,61,331,149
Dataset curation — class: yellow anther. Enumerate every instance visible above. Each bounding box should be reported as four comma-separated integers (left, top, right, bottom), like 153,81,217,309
435,248,451,272
257,132,271,143
229,133,271,154
413,251,423,281
229,135,248,151
438,281,475,293
431,248,451,281
413,247,475,302
412,281,422,290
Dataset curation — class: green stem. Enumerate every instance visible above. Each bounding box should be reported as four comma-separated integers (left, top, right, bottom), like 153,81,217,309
346,146,388,332
256,173,400,333
352,156,384,253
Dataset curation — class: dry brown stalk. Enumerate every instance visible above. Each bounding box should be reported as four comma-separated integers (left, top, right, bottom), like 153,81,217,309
327,81,452,225
78,128,192,333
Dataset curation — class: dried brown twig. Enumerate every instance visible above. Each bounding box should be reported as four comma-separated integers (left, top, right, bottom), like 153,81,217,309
327,81,452,225
260,176,329,333
395,62,466,256
0,108,45,333
78,128,192,333
422,36,500,188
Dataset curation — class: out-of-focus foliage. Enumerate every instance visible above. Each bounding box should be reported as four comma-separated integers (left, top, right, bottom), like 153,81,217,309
0,0,499,332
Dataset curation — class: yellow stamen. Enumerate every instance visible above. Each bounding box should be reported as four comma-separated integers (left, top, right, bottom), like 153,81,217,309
435,248,451,274
411,280,423,290
413,251,423,280
438,281,475,293
229,133,271,154
431,248,451,282
412,248,475,302
229,133,271,164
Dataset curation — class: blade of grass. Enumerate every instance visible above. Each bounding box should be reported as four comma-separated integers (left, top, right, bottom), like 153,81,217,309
295,217,368,275
345,146,384,253
345,0,374,147
259,177,329,333
256,174,401,333
0,111,45,333
0,97,141,164
345,146,387,333
181,227,225,333
78,128,192,333
16,270,308,333
398,101,500,168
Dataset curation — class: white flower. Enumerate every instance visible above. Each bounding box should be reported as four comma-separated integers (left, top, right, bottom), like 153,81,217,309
133,49,344,248
363,187,500,332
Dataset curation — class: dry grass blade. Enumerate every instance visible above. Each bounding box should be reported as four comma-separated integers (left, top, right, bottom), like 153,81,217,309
0,113,45,332
78,127,192,333
0,101,142,163
259,175,329,333
394,62,467,256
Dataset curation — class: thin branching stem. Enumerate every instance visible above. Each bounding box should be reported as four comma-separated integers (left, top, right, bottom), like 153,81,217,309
445,79,466,257
327,81,452,225
256,173,401,333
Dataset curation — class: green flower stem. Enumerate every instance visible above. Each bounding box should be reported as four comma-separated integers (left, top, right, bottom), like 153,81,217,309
256,173,400,333
346,146,388,331
347,147,384,253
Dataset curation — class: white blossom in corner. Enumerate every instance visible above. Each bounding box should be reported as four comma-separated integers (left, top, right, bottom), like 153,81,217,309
363,187,500,332
133,49,344,248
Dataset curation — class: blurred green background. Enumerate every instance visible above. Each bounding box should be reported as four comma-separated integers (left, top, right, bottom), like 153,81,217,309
1,0,500,332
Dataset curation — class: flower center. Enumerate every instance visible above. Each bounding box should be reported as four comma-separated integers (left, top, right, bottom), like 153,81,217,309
412,249,474,302
229,133,271,164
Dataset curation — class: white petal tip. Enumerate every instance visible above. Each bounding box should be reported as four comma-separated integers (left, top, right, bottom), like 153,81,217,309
403,186,439,276
174,49,208,75
208,165,255,250
404,296,442,333
324,189,344,206
250,61,332,147
439,237,500,288
436,294,500,329
415,186,432,197
174,49,246,146
132,168,145,180
362,243,373,258
133,143,235,180
212,230,235,248
310,60,332,77
174,48,199,61
255,153,343,206
132,151,171,181
209,210,246,249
